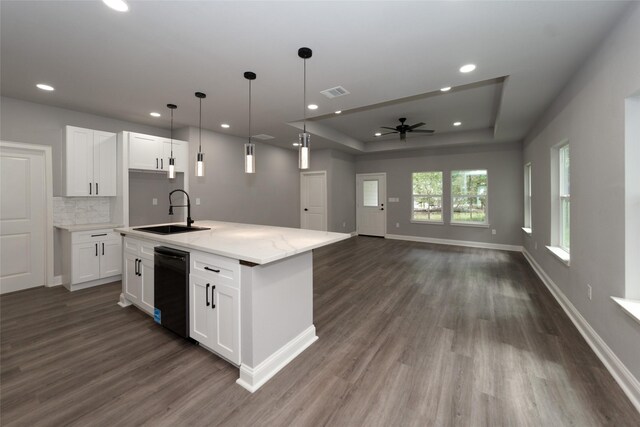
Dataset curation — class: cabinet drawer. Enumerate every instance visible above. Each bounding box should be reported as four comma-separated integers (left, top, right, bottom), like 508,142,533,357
123,237,157,260
191,251,239,285
72,229,118,244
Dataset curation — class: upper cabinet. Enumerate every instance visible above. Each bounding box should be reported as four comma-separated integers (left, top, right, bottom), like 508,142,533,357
63,126,117,197
128,132,188,173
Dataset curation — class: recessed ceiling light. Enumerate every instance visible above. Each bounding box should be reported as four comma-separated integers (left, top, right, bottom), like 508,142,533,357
335,111,342,114
36,83,54,91
307,104,318,110
459,64,476,73
221,123,230,128
440,87,451,92
374,132,382,137
149,112,161,117
453,121,462,126
102,0,129,12
292,142,301,147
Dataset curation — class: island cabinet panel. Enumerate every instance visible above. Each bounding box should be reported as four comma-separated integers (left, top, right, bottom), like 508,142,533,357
121,237,157,315
189,250,241,365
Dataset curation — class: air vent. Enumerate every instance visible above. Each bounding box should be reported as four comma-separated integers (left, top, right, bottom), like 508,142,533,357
252,134,274,140
320,86,350,99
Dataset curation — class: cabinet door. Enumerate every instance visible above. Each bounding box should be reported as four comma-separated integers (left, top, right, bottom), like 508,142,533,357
65,126,94,196
189,274,213,344
123,251,140,303
94,131,117,196
161,140,188,173
139,258,155,315
211,281,240,364
100,239,122,278
71,242,100,284
129,133,161,171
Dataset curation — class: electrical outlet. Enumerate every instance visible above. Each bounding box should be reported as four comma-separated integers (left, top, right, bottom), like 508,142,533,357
396,222,400,228
342,222,346,228
152,198,158,206
491,229,497,235
196,198,201,205
587,284,592,300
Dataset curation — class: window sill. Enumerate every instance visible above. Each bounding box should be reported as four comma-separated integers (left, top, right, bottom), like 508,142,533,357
450,222,490,228
546,246,570,266
522,227,532,235
611,297,640,326
410,220,444,225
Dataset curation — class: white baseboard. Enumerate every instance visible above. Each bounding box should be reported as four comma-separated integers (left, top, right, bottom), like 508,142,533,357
63,275,121,292
385,233,522,252
522,249,640,413
236,325,318,393
349,231,358,237
48,275,63,287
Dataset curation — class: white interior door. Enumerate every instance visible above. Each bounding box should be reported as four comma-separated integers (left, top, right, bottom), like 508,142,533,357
0,145,47,293
300,171,327,231
356,173,387,237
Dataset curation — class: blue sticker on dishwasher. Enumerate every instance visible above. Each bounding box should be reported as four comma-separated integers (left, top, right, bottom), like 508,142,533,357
154,308,161,324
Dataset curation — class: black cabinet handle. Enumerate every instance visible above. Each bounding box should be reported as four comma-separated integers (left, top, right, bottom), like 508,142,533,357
134,258,138,275
95,243,98,256
135,259,140,276
96,182,99,195
91,233,107,237
204,266,220,273
102,242,104,256
89,183,92,195
138,259,142,276
156,158,159,169
161,158,164,169
206,283,210,306
211,285,216,309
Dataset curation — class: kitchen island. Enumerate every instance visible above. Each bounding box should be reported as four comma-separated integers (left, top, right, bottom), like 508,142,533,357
115,220,350,392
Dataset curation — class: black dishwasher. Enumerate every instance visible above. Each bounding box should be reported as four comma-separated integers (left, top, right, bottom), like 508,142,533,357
154,246,190,339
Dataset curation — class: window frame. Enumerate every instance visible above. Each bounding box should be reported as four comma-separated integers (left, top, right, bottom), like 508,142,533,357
558,144,570,253
524,163,532,232
411,171,444,223
450,169,489,226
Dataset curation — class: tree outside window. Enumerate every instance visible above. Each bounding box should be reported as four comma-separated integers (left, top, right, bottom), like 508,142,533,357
412,172,443,222
451,170,488,224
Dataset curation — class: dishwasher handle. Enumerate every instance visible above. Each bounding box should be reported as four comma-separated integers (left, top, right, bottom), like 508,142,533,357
154,246,188,261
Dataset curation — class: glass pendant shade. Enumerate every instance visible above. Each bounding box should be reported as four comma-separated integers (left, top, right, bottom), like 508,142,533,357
196,152,205,177
168,157,176,179
298,132,310,170
244,143,255,174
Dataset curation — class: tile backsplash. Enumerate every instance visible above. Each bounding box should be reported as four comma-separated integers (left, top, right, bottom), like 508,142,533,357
53,197,111,226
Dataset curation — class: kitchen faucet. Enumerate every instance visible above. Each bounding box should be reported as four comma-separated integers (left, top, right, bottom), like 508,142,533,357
169,189,194,227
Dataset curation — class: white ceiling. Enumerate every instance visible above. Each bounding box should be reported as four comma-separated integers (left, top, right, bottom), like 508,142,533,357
0,1,630,153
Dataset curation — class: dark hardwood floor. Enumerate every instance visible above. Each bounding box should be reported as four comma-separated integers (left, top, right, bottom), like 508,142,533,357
1,237,638,426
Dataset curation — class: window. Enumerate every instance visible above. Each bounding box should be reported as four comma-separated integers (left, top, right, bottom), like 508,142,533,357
559,145,570,252
412,172,443,222
524,163,532,232
363,180,379,207
451,170,488,224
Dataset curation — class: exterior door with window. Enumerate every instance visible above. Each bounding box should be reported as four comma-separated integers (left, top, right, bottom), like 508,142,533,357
356,173,386,237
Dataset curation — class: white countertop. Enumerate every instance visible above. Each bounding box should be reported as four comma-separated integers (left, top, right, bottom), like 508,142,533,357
55,223,123,232
115,221,351,265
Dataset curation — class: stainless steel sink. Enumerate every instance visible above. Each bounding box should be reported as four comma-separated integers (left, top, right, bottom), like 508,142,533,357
133,225,210,235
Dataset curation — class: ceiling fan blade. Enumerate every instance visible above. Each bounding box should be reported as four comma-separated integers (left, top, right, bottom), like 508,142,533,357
380,127,398,131
412,129,435,133
380,131,397,135
408,122,426,130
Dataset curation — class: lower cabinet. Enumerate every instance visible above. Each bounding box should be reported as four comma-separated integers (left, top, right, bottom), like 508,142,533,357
61,228,121,290
189,252,240,365
122,238,156,315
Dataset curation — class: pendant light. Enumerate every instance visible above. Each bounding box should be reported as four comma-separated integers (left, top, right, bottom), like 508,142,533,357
167,103,177,179
244,71,257,174
194,92,206,177
298,47,312,170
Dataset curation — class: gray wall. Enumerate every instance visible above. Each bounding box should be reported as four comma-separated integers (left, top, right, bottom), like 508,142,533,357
356,143,523,246
128,171,185,226
309,149,356,233
0,96,169,196
522,4,640,378
177,127,300,228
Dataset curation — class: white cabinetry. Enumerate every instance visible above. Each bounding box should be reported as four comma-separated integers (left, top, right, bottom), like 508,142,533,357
190,251,241,365
122,237,156,315
128,132,188,173
61,229,121,291
63,126,116,196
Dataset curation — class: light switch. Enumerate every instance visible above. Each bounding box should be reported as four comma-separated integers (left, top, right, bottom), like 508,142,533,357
196,198,201,205
152,198,158,206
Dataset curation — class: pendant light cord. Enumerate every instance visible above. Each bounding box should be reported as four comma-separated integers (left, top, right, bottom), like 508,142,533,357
198,97,202,154
303,58,307,133
249,79,252,144
170,107,174,157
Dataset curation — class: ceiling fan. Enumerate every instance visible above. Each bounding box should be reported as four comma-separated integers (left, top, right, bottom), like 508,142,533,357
379,117,435,141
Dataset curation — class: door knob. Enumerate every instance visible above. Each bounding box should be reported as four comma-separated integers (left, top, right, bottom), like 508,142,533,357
304,208,308,211
380,208,384,210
